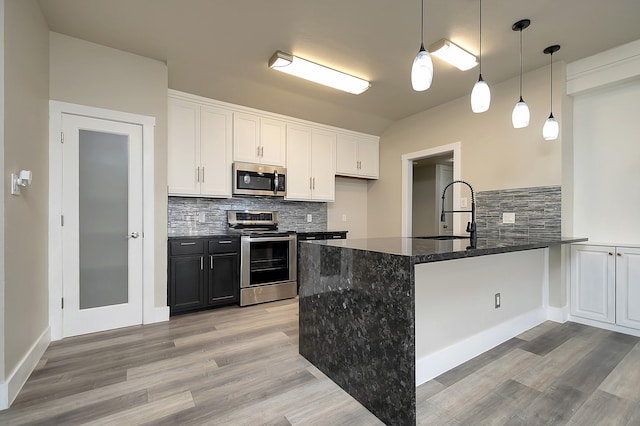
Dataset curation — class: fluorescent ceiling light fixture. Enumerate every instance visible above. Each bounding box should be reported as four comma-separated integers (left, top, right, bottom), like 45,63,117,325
429,39,478,71
268,51,370,95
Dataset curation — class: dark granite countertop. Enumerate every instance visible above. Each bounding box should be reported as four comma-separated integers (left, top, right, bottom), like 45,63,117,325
303,235,587,264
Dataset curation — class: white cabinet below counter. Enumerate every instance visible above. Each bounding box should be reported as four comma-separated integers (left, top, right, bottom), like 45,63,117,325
571,244,640,331
233,112,286,167
285,125,336,202
168,97,232,197
336,134,379,179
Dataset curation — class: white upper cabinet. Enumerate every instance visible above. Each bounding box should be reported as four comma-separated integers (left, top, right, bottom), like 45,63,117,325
233,112,285,166
285,125,336,202
336,134,379,179
168,97,232,197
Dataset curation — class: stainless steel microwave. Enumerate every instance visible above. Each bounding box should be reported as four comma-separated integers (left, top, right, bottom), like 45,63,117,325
232,162,286,197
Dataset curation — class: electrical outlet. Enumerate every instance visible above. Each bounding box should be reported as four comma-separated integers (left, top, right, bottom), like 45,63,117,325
306,214,312,223
198,212,206,223
502,213,515,224
342,214,347,222
460,197,468,208
495,293,501,309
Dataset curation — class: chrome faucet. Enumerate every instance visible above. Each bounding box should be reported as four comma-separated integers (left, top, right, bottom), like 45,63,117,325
440,180,477,247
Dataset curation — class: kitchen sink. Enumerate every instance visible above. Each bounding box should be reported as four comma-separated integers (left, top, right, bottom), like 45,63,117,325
414,235,469,240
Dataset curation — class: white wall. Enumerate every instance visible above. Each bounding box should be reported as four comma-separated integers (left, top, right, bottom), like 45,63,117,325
572,80,640,245
327,177,368,239
49,33,169,307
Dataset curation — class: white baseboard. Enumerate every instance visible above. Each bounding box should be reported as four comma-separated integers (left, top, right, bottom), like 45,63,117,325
415,308,546,387
0,326,51,410
146,306,169,324
546,305,569,323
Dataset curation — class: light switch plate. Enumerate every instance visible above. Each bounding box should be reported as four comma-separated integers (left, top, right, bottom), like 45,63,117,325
502,212,515,224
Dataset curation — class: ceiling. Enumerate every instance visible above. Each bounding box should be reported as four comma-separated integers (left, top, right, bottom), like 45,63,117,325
37,0,640,135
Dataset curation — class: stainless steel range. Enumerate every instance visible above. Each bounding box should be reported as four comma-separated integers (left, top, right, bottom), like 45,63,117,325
227,210,297,306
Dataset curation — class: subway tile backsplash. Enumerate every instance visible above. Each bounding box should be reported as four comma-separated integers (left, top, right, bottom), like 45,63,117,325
168,196,327,236
475,186,561,240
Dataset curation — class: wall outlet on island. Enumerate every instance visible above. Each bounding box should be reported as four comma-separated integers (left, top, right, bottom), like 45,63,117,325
198,212,206,223
306,214,312,223
495,293,501,309
342,214,347,222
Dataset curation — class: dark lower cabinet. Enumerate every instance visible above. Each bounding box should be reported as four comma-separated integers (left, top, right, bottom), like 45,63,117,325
169,236,239,315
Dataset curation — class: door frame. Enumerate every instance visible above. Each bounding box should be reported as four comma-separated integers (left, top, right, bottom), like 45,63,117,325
48,101,158,341
401,142,462,237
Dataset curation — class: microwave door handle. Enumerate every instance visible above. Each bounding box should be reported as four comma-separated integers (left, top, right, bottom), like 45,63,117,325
273,170,278,195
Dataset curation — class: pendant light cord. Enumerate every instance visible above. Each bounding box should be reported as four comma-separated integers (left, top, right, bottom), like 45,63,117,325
549,52,553,113
519,28,523,99
479,0,482,74
420,0,424,45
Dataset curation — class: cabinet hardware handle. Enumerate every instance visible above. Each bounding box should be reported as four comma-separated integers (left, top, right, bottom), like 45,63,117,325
257,146,260,157
180,242,197,246
306,236,316,240
201,167,204,182
200,256,204,270
196,167,200,182
261,146,264,157
609,252,614,255
617,253,622,256
312,177,315,189
210,255,214,269
332,235,342,238
309,177,312,190
218,240,233,244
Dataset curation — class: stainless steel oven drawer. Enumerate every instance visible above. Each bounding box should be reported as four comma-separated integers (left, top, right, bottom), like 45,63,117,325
240,281,297,306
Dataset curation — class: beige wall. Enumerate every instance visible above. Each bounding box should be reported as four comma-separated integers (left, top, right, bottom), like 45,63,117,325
3,0,49,376
368,64,567,238
327,177,368,239
49,33,169,306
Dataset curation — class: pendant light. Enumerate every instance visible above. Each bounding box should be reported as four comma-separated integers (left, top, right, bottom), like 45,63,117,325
511,19,530,128
471,0,490,113
542,45,561,140
411,0,433,91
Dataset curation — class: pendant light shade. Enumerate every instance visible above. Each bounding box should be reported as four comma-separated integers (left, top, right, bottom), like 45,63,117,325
471,75,491,113
471,0,490,113
512,97,530,128
511,19,530,128
412,44,434,91
411,0,433,91
543,44,561,140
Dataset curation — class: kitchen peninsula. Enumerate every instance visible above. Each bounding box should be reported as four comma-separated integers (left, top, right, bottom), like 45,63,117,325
298,235,586,425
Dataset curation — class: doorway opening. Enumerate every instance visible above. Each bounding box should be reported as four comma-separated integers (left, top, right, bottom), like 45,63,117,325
401,142,462,237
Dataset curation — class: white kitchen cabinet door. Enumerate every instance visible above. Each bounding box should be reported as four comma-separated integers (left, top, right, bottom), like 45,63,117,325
260,118,286,166
200,106,233,197
285,125,312,200
233,113,286,166
310,129,336,201
168,98,201,195
336,134,379,179
571,245,616,324
616,247,640,329
336,134,359,176
357,137,379,179
233,112,260,164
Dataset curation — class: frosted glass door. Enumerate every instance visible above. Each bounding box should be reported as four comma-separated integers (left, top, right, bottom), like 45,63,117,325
79,130,129,309
62,114,143,338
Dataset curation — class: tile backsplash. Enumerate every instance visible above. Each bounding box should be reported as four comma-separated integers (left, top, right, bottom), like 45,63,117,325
168,196,327,236
475,186,561,239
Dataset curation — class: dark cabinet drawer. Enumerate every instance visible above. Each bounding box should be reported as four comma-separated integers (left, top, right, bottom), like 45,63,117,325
170,239,204,256
208,238,239,254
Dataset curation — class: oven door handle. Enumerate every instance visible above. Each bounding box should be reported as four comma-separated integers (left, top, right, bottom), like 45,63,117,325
245,236,294,243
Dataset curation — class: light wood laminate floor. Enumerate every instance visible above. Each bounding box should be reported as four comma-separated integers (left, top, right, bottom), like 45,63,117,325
1,298,639,425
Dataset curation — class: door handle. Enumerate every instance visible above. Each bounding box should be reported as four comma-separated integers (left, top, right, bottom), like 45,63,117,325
128,232,140,239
